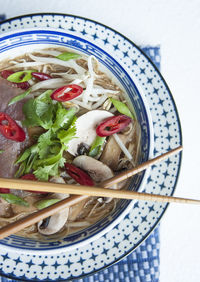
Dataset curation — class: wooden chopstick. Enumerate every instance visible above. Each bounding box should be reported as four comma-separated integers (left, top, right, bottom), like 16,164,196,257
0,145,186,239
0,145,183,194
0,195,87,240
101,145,183,188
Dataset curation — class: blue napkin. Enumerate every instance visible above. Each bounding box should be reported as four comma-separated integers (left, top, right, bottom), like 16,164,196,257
0,15,5,22
0,15,160,282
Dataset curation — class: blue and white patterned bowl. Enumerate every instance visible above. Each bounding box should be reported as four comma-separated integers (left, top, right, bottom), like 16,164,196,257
0,14,182,281
0,28,154,253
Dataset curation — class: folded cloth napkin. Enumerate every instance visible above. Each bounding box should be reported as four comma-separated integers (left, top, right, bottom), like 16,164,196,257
0,14,160,282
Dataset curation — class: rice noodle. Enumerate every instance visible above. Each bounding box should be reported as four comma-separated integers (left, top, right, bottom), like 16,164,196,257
81,56,96,105
71,99,92,110
113,133,133,161
87,201,100,217
31,78,66,92
51,72,88,82
29,54,86,75
6,62,45,69
91,96,108,109
92,88,119,95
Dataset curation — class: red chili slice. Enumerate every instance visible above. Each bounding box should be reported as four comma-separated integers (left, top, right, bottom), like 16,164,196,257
32,72,52,81
1,70,14,79
96,115,132,137
0,112,26,142
51,84,83,102
21,174,48,194
1,70,30,90
0,188,10,194
65,163,94,186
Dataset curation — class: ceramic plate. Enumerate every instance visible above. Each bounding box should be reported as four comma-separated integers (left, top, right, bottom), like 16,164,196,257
0,14,182,281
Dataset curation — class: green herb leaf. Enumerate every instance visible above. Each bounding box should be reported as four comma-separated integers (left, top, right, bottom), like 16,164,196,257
0,193,29,206
34,159,64,181
22,98,43,128
37,129,54,159
15,147,31,164
110,98,135,119
0,150,4,154
57,52,81,61
57,117,77,145
7,70,35,83
15,145,39,176
35,198,60,210
34,147,64,167
52,104,76,132
14,161,27,178
15,144,38,164
89,136,106,157
22,90,54,129
36,89,53,104
25,153,38,174
8,88,31,106
50,144,61,154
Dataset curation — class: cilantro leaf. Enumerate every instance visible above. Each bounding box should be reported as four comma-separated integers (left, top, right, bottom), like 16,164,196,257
57,117,77,145
34,146,64,168
34,157,65,181
37,129,55,159
22,90,55,129
34,163,58,181
52,104,76,132
22,98,42,127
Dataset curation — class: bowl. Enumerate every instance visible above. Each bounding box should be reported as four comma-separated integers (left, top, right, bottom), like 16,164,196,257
0,27,154,254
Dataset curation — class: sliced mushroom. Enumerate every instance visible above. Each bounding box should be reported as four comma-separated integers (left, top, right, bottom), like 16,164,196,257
73,155,116,203
38,176,70,235
73,155,114,183
100,133,127,171
0,198,12,217
67,110,113,156
38,193,69,235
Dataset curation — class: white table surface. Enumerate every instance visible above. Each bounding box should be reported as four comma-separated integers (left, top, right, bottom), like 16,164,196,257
1,0,200,281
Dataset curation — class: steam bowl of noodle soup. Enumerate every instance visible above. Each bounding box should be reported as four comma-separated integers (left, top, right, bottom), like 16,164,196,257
0,29,153,253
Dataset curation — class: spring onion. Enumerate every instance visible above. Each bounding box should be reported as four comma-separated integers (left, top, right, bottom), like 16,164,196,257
57,52,81,61
110,98,135,119
8,88,32,106
89,136,106,157
7,70,35,83
0,193,29,206
35,199,60,210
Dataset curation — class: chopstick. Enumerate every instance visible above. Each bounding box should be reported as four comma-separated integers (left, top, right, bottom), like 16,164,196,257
1,179,197,203
0,146,183,194
0,195,87,240
0,145,187,239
